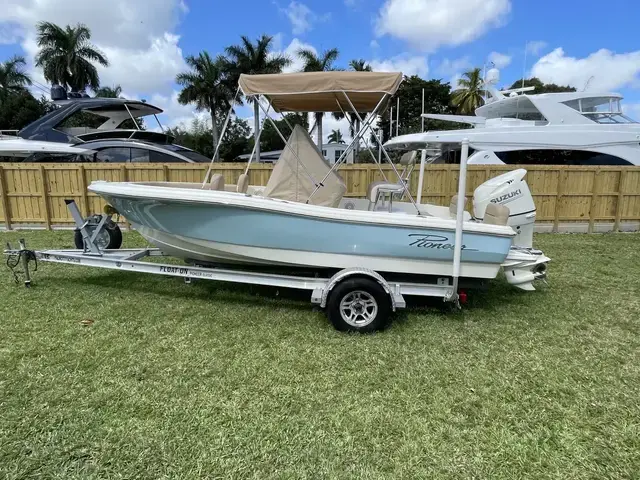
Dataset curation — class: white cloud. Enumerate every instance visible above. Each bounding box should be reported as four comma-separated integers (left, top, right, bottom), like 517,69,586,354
0,0,187,98
97,34,186,93
320,115,352,143
531,48,640,92
149,91,207,130
0,0,184,50
281,1,330,35
526,40,547,57
436,56,472,76
375,0,511,52
370,39,379,49
488,51,512,69
271,32,284,52
449,73,463,90
370,54,429,78
273,38,317,73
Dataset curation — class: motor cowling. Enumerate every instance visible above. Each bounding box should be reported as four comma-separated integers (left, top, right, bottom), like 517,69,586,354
473,169,536,248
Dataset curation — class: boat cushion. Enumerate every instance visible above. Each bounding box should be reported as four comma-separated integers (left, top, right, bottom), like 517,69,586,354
483,202,510,225
449,195,467,217
237,173,249,193
368,181,405,203
208,174,225,191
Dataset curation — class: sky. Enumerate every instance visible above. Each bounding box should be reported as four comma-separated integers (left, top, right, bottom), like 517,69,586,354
1,0,640,139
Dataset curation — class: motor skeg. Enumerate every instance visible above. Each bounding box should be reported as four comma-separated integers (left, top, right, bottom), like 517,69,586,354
473,169,536,248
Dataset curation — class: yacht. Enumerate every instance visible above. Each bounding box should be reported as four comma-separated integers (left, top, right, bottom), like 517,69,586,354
16,88,211,163
417,68,640,166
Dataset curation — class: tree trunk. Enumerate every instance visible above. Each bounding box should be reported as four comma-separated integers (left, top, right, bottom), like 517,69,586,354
353,118,361,162
211,111,219,162
315,112,323,151
254,100,260,162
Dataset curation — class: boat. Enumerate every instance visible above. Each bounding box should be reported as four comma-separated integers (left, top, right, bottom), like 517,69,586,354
416,68,640,166
16,88,212,163
87,71,549,293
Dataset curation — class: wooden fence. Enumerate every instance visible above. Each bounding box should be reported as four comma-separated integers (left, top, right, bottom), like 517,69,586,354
0,163,639,232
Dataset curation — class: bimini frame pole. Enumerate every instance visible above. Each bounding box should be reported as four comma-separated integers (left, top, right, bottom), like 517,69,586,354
333,98,388,182
416,149,427,204
306,93,387,202
243,102,271,175
451,138,470,301
202,86,242,187
341,92,421,214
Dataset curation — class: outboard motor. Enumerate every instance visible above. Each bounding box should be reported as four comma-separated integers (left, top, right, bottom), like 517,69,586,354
473,169,536,248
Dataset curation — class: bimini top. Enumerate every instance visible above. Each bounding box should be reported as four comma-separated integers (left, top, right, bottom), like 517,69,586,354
238,71,403,113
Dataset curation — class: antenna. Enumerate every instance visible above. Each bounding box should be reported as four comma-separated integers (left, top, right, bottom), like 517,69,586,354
583,76,595,91
517,41,529,120
521,41,528,90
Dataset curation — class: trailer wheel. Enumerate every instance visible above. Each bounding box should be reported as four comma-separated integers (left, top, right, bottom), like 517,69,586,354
74,218,122,250
326,278,391,333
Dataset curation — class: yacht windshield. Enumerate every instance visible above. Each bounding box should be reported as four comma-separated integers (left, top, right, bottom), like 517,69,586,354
563,97,638,124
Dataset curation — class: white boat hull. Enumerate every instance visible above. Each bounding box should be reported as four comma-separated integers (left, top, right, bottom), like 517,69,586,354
135,224,503,279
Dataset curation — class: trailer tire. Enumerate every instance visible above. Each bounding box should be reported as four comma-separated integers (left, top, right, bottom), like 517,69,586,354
326,277,391,333
74,219,122,250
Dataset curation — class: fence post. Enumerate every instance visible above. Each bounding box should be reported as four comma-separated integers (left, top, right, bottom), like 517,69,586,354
0,165,11,230
588,168,601,234
78,165,90,217
38,165,52,230
553,169,567,233
163,165,169,182
614,169,628,232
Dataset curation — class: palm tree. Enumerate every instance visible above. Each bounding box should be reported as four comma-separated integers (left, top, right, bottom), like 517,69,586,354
298,47,339,149
0,55,32,103
94,85,122,98
327,129,344,144
176,51,234,161
34,22,109,92
225,35,291,161
451,67,484,114
349,59,371,72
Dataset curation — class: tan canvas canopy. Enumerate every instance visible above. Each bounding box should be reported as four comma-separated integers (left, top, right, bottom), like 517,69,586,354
238,71,403,113
263,124,346,207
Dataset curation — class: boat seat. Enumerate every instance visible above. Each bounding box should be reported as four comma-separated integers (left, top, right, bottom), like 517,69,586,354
236,173,249,193
208,174,225,191
367,181,405,202
483,203,510,226
449,195,468,217
366,150,418,211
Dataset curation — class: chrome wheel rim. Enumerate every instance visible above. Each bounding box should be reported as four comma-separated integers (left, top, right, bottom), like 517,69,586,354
339,290,378,327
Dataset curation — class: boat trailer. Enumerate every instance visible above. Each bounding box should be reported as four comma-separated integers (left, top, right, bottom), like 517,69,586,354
5,200,462,332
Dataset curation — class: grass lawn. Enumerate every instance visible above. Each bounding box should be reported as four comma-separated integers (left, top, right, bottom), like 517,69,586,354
0,230,639,479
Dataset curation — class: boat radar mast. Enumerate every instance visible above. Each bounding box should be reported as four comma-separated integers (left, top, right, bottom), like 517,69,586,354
483,68,536,104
